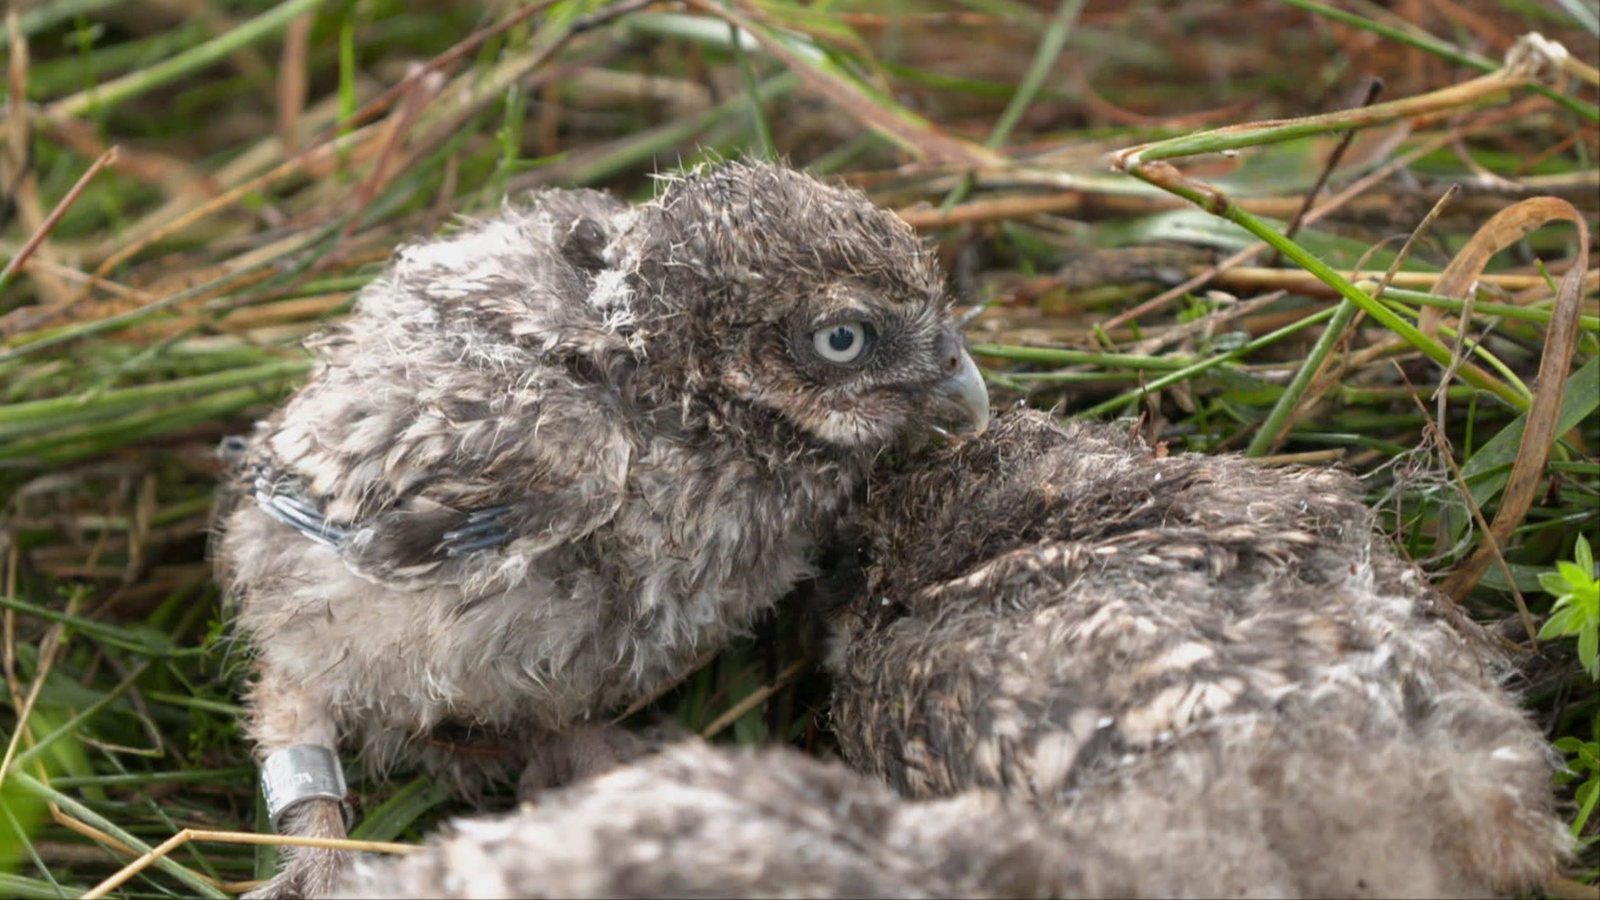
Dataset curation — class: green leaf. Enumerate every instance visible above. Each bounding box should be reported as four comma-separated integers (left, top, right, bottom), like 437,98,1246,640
0,872,70,900
1556,560,1597,592
1580,743,1600,771
350,775,452,843
1540,570,1575,598
1576,779,1599,836
1539,604,1583,639
1575,629,1597,671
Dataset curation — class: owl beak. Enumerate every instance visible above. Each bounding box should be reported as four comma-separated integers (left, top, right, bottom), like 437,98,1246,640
937,347,990,435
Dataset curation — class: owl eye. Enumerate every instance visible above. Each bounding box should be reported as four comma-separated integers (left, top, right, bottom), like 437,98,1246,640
812,322,874,365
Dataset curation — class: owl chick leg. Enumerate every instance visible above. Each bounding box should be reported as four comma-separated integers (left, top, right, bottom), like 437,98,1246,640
243,668,351,900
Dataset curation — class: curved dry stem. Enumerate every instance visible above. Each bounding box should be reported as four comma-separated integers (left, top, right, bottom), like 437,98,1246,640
81,826,418,899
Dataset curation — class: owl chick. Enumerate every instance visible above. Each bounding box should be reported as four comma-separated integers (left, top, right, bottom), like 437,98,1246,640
213,161,989,897
335,740,1121,899
826,410,1568,899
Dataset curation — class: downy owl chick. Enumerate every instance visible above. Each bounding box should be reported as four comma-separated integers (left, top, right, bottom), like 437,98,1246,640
826,410,1567,899
214,161,988,897
335,740,1121,899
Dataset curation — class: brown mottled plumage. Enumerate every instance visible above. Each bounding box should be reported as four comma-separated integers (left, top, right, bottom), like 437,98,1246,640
335,741,1118,899
826,410,1568,898
213,161,988,897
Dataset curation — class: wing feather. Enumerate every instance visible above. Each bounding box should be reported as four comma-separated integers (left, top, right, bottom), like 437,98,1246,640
239,188,637,589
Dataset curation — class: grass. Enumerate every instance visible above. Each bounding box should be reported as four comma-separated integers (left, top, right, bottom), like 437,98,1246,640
1,0,1597,895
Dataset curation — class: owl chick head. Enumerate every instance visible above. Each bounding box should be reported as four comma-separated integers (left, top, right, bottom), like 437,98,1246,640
613,160,987,449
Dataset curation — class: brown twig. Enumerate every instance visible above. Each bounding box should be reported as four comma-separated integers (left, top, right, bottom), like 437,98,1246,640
699,657,813,739
0,146,119,292
81,827,419,899
1437,199,1592,602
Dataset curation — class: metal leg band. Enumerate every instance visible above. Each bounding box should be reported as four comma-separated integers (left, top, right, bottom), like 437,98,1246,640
261,744,350,830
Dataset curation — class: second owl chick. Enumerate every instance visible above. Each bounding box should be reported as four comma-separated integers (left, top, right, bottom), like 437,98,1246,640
826,410,1568,898
335,740,1123,899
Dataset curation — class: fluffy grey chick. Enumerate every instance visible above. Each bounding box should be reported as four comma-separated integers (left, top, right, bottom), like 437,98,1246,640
826,410,1568,899
334,740,1121,899
213,161,989,897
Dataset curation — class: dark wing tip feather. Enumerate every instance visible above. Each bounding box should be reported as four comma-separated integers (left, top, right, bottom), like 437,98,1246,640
438,505,516,558
254,479,349,548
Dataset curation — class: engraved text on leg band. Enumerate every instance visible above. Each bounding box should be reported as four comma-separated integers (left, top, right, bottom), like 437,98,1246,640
261,744,349,830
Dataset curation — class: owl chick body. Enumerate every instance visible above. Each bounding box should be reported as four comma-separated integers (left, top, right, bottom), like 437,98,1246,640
335,740,1120,899
827,410,1567,898
214,162,987,897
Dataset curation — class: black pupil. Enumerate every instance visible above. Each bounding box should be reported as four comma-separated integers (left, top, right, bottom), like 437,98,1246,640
828,326,856,353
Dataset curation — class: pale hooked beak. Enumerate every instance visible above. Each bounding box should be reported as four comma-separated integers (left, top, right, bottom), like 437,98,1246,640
934,338,990,435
